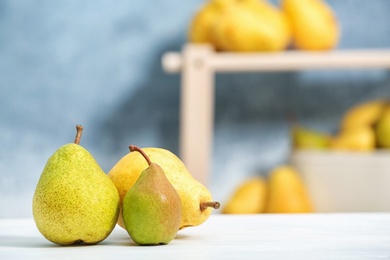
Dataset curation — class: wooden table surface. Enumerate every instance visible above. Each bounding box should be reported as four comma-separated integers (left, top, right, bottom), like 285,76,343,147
1,214,390,259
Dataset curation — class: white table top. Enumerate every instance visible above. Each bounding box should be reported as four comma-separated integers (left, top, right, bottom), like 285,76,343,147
1,214,390,259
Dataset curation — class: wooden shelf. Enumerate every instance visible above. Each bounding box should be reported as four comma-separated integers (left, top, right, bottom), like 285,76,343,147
162,44,390,185
163,45,390,73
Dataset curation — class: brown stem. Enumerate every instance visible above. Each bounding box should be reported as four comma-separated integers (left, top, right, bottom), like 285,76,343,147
129,145,152,165
200,201,220,211
74,125,83,145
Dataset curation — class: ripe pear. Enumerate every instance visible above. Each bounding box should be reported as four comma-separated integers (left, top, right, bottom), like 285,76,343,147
375,105,390,148
108,147,220,230
32,125,120,245
212,0,291,52
188,0,237,49
341,99,387,131
330,126,376,152
122,146,182,245
222,177,267,214
282,0,340,50
291,125,331,150
265,166,313,213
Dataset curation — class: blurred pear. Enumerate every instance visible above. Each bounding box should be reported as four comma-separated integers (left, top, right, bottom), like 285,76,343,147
265,166,313,213
330,126,376,152
222,177,267,214
375,105,390,148
188,0,237,49
212,0,291,52
341,99,387,131
292,125,331,150
281,0,340,50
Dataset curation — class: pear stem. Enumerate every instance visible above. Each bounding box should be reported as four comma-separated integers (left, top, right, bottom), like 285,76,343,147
129,145,152,165
74,125,83,145
200,201,220,211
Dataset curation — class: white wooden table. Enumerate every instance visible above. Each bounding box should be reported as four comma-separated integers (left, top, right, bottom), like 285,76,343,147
1,214,390,259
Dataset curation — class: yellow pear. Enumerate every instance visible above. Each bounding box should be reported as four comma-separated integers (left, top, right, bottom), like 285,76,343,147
341,99,387,131
265,166,313,213
108,147,219,230
330,126,376,152
281,0,340,50
212,0,291,52
375,105,390,148
188,0,237,49
222,177,267,214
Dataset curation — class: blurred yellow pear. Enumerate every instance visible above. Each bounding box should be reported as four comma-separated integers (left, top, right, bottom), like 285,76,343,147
375,105,390,148
222,177,267,214
188,0,237,49
282,0,340,50
341,99,387,131
331,126,376,152
265,166,313,213
212,0,291,52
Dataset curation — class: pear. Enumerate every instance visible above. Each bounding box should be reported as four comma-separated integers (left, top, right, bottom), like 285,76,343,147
222,177,267,214
375,105,390,148
265,166,313,213
282,0,340,50
108,147,220,230
188,0,237,49
341,99,387,131
291,125,331,150
32,125,120,245
330,126,376,152
122,146,182,245
212,0,291,52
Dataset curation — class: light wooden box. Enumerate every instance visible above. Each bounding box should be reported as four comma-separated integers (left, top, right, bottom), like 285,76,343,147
290,150,390,212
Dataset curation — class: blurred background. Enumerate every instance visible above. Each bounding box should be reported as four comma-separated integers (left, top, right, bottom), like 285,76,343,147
1,0,390,218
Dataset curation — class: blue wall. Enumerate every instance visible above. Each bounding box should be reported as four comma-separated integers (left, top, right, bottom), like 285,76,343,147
1,0,389,217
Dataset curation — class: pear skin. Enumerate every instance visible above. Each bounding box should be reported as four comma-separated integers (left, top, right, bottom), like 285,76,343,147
33,125,120,245
282,0,340,50
265,166,313,213
222,177,267,214
108,147,219,230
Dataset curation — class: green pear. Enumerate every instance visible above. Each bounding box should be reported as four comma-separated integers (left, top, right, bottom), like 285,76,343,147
32,125,120,245
376,105,390,148
108,147,220,230
291,125,331,150
122,145,182,245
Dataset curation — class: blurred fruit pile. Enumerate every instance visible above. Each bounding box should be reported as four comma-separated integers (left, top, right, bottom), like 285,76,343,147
292,99,390,152
223,98,390,214
188,0,340,52
222,166,313,214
